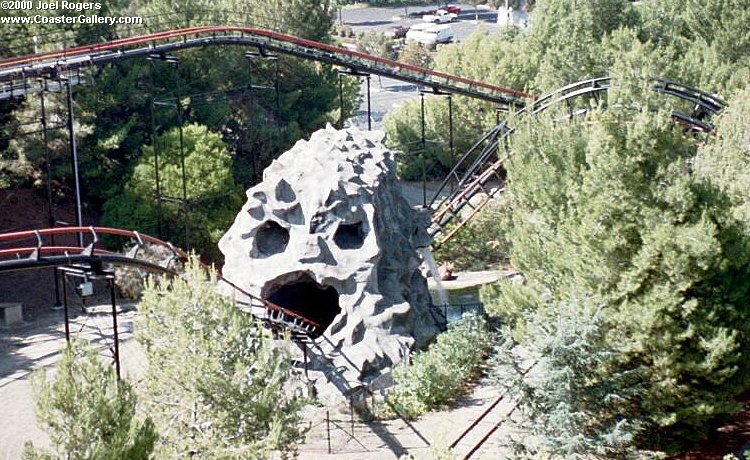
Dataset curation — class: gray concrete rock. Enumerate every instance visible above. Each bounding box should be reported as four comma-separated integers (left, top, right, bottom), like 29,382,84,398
219,125,442,400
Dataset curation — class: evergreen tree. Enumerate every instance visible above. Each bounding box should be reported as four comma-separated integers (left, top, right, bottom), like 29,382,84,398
491,300,657,459
137,258,308,459
100,123,242,259
23,341,156,460
488,77,750,452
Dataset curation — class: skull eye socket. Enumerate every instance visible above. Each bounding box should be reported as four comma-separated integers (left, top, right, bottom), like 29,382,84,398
333,221,366,250
255,221,289,257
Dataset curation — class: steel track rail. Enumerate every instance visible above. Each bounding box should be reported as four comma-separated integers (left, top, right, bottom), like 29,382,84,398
0,252,175,275
428,77,727,248
0,26,530,105
0,226,322,334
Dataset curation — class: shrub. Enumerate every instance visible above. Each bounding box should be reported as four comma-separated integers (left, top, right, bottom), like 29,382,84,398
137,258,308,458
23,341,156,460
386,314,491,419
356,30,397,60
435,194,513,270
491,299,660,459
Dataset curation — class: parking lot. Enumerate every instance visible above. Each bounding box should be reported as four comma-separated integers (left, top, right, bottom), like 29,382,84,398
339,3,520,130
340,2,504,42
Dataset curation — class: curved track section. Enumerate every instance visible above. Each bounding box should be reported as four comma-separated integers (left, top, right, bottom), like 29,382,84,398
0,26,529,106
0,226,321,335
428,77,727,248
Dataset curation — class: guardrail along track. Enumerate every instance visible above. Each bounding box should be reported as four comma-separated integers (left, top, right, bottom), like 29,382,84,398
0,26,530,105
0,226,321,335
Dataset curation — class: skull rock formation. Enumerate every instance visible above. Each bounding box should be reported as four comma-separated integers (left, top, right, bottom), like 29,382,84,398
219,125,441,395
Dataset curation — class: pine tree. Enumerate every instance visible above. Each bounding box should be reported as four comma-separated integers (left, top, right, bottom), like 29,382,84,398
136,258,308,459
23,341,156,460
488,77,750,452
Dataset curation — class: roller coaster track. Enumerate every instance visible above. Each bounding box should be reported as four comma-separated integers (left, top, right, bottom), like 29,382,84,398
0,25,530,105
0,226,321,336
428,77,727,248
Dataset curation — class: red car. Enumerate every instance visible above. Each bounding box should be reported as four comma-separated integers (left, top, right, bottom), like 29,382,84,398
444,4,462,14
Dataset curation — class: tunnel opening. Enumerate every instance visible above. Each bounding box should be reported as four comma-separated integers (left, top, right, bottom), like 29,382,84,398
265,272,341,336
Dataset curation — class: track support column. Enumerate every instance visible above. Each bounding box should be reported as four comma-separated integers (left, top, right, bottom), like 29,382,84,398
109,277,121,380
39,80,63,309
420,90,427,207
148,59,164,239
366,74,372,131
65,80,83,247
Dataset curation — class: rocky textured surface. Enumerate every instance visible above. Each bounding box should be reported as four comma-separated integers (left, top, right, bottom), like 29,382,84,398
219,125,442,398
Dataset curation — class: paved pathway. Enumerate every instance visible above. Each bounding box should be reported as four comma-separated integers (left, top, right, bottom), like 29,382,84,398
0,304,516,460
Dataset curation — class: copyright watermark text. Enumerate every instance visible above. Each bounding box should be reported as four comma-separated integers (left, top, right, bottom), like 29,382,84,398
3,1,102,11
0,1,143,25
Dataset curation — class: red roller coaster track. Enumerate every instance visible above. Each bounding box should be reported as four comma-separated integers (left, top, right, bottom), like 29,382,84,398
0,226,321,335
0,26,531,105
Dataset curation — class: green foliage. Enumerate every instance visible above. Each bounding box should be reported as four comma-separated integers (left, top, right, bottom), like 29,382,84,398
694,86,750,220
1,0,352,229
485,79,750,452
397,41,434,68
137,258,307,459
386,0,750,198
386,314,491,419
356,31,397,60
435,196,512,270
23,341,156,460
101,123,242,259
492,300,660,459
526,0,636,91
383,96,456,180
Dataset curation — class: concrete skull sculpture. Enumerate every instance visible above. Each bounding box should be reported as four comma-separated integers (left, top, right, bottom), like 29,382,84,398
219,125,441,396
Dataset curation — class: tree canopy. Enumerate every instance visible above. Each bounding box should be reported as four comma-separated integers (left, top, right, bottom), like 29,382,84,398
137,259,307,458
483,76,750,453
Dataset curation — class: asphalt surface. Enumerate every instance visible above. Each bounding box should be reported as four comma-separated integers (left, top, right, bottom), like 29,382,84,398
340,3,509,131
340,2,503,43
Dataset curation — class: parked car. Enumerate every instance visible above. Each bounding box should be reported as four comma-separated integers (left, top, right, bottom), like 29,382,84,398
422,9,458,23
444,4,462,14
405,23,455,45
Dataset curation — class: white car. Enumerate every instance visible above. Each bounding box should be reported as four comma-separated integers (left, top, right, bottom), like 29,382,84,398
405,24,455,46
422,9,458,24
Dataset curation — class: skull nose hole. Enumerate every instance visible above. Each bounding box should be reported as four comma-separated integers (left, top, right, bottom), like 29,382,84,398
265,272,341,336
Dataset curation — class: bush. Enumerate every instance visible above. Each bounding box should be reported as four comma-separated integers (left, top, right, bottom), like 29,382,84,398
397,41,433,68
356,30,397,60
383,97,456,181
23,341,156,460
137,258,308,458
491,300,659,459
386,314,491,419
436,194,513,270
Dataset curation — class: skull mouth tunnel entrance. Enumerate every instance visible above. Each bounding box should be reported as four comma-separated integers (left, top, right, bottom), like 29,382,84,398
264,272,341,336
